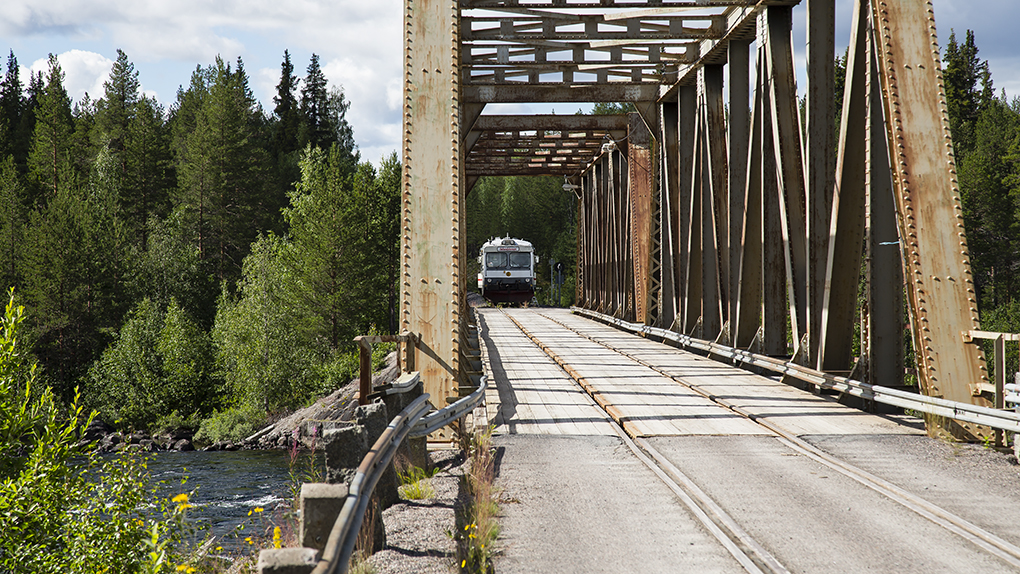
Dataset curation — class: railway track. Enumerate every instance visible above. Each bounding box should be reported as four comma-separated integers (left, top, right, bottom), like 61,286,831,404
497,307,1020,573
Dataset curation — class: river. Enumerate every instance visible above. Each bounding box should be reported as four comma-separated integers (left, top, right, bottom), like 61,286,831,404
145,449,322,550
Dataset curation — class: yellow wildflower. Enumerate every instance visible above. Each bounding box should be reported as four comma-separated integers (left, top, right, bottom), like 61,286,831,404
245,537,253,545
254,507,264,513
461,560,466,568
273,526,282,549
171,493,188,504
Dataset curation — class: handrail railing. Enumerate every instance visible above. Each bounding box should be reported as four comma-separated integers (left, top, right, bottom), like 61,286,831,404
410,376,488,438
311,394,432,574
309,375,488,574
573,307,1020,436
354,332,419,405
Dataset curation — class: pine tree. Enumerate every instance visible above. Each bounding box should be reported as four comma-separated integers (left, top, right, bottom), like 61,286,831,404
0,52,22,160
284,145,361,351
959,95,1020,308
95,50,140,169
123,96,174,251
27,55,73,202
0,156,25,291
943,29,993,161
273,50,300,156
70,92,98,183
327,86,358,165
299,54,332,150
176,57,268,282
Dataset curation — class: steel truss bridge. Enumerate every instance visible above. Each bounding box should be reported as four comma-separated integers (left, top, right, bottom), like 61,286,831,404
399,0,997,440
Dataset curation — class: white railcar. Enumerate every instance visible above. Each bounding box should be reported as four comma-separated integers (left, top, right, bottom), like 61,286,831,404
477,237,538,304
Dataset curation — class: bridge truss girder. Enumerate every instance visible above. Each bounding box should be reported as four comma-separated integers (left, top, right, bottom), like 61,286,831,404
403,0,993,440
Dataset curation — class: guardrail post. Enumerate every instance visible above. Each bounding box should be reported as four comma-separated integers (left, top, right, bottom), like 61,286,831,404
405,333,416,373
996,334,1005,448
356,337,372,406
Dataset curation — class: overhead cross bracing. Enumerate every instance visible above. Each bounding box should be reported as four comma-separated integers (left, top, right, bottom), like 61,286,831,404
465,114,628,179
403,0,997,442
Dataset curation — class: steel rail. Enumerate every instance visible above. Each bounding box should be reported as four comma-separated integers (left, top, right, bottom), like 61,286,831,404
499,308,790,574
572,307,1020,434
311,394,432,574
542,309,1020,568
409,376,488,438
310,376,489,573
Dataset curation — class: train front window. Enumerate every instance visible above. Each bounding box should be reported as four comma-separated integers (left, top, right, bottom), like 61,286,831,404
485,252,508,269
509,252,531,268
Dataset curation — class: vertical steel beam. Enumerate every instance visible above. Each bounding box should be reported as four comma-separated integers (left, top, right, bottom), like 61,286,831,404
659,100,680,328
765,6,808,353
728,40,751,335
758,21,788,355
702,65,727,339
870,0,990,437
402,0,461,413
684,107,704,335
678,85,697,332
819,0,868,372
735,47,766,349
629,113,654,325
867,29,904,388
806,0,836,366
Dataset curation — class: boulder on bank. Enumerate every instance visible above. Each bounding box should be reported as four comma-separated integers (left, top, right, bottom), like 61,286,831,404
243,351,401,450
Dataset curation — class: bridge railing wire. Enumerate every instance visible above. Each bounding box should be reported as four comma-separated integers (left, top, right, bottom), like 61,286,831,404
573,307,1020,437
310,375,488,574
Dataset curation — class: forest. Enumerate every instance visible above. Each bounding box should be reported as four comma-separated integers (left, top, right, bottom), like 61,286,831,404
0,49,403,442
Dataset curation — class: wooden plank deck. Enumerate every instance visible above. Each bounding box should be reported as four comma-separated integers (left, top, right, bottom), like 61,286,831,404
478,309,616,435
542,309,925,438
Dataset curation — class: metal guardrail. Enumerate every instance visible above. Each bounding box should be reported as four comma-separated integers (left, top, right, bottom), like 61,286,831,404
410,376,488,438
310,374,488,574
369,371,422,398
573,307,1020,435
311,394,431,574
355,332,419,405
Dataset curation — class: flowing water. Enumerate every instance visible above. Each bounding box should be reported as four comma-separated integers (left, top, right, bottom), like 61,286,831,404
146,449,319,549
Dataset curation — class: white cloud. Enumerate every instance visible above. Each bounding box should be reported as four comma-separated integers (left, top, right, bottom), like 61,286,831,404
24,50,114,104
3,0,1014,168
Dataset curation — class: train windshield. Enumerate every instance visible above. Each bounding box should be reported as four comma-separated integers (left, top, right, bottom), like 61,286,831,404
485,252,508,269
509,252,531,268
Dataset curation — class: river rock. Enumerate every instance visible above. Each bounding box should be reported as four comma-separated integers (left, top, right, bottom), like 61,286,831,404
173,438,194,452
323,425,366,485
81,418,113,442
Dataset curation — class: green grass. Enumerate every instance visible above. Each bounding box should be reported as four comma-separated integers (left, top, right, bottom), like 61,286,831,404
397,465,440,500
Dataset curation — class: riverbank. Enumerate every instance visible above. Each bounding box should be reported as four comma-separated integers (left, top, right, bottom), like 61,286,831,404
84,352,402,454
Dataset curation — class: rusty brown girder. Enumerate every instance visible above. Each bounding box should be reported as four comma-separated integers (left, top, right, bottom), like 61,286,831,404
404,0,992,439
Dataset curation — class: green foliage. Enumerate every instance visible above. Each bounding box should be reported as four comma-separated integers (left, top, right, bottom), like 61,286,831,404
212,233,319,414
87,297,217,431
194,404,263,445
23,148,131,397
397,465,439,500
0,291,192,573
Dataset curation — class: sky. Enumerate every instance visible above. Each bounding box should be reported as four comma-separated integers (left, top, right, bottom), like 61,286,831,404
1,1,1016,166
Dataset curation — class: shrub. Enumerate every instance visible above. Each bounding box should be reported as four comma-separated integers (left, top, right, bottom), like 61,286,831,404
194,405,264,445
0,290,192,573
